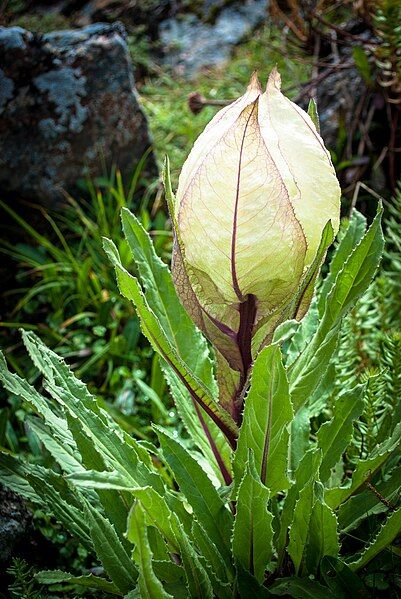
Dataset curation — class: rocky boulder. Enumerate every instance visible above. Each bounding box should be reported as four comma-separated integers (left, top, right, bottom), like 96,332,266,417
160,0,268,78
0,22,158,205
0,484,32,565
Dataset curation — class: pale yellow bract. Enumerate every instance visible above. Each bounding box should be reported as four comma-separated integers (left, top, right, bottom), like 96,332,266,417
171,69,341,367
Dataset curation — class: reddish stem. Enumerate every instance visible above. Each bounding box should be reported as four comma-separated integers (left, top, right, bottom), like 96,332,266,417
193,401,233,486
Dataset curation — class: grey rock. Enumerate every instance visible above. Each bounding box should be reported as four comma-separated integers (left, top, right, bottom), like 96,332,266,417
0,22,157,205
0,484,32,563
0,26,32,50
160,0,268,78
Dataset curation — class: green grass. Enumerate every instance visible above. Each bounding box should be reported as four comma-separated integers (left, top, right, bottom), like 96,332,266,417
0,165,177,452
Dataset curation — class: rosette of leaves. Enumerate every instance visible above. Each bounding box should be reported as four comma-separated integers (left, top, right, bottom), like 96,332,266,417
1,191,399,597
0,71,399,597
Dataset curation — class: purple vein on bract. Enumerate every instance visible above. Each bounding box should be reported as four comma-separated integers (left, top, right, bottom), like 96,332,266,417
231,102,257,303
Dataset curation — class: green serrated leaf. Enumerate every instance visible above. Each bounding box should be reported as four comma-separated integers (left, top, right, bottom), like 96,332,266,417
277,449,322,565
289,204,384,411
81,495,137,595
317,385,365,482
318,211,367,315
287,482,316,574
127,503,173,599
21,331,162,494
162,364,232,485
156,428,233,566
338,465,401,532
103,237,238,447
272,319,300,346
236,565,272,597
0,452,41,503
26,416,82,474
132,486,216,597
0,452,93,549
305,484,339,574
286,302,319,368
121,207,216,396
232,456,274,583
35,570,119,595
147,524,171,562
325,422,401,509
66,412,131,549
67,469,139,489
175,526,214,599
292,220,333,320
153,560,184,584
233,345,293,495
130,486,179,551
347,506,401,571
0,352,74,450
20,331,152,471
290,407,311,473
191,520,232,595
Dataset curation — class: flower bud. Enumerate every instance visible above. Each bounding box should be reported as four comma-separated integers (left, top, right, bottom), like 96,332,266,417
168,69,340,385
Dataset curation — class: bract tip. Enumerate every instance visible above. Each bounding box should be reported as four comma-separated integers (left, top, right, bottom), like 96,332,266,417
266,67,281,91
247,71,262,93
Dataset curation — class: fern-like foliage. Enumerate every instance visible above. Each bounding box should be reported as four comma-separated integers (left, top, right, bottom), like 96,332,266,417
379,332,401,432
330,188,401,472
383,181,401,301
7,559,44,599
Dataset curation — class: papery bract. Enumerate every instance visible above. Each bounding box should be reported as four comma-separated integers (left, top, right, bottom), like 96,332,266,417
168,69,341,414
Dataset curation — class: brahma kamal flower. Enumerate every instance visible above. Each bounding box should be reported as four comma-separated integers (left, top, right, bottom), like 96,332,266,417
166,69,341,415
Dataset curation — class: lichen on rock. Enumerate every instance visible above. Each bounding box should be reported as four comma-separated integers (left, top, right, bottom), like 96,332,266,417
0,22,158,205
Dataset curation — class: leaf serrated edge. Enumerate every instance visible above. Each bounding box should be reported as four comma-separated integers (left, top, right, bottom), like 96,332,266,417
347,506,401,571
